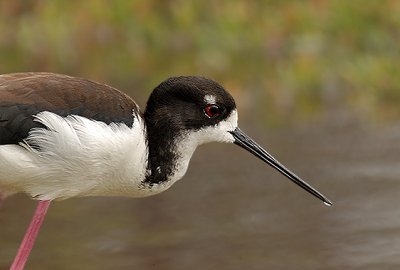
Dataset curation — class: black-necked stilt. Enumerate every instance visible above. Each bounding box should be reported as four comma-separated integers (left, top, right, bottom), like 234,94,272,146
0,73,331,269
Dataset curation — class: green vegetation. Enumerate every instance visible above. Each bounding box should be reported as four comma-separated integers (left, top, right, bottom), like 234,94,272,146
1,0,399,125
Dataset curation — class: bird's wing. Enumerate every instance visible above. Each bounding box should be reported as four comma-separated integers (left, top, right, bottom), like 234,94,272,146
0,72,140,145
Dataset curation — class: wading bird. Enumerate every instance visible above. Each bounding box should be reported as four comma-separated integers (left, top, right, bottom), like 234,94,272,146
0,73,331,269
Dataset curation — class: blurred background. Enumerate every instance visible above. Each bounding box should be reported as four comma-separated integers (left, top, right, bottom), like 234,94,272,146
1,1,400,269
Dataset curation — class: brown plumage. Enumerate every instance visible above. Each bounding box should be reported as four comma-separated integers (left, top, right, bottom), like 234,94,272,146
0,73,139,144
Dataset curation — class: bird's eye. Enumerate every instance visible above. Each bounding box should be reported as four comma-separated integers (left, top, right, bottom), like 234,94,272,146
204,104,221,118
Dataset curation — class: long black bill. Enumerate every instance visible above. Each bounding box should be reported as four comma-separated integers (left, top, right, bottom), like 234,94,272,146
230,128,332,206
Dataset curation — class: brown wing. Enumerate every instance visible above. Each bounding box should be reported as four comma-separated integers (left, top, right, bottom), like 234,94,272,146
0,72,140,145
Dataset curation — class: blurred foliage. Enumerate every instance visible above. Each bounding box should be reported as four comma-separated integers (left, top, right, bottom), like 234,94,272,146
0,0,400,126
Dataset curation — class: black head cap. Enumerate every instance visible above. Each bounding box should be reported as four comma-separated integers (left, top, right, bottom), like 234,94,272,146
144,76,236,131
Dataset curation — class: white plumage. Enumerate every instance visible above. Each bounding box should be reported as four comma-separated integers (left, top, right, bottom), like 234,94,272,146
0,111,148,200
169,109,238,182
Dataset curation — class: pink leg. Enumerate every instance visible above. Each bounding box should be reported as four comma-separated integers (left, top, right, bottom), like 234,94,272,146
10,200,51,270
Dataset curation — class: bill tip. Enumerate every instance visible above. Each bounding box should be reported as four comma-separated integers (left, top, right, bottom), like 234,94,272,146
323,200,333,207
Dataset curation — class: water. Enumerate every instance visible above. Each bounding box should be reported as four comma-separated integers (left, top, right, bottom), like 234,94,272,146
1,121,400,270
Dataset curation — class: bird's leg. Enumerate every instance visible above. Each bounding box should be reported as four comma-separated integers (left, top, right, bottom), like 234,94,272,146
10,200,51,270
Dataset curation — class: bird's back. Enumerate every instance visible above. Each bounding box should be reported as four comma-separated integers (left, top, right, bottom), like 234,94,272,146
0,72,139,145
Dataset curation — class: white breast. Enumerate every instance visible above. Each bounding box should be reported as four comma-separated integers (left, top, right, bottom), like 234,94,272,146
0,111,150,200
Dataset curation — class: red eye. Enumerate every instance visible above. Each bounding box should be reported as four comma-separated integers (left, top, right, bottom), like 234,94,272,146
204,104,221,118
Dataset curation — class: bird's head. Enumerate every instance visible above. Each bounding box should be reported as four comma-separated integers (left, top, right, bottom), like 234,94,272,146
144,76,331,205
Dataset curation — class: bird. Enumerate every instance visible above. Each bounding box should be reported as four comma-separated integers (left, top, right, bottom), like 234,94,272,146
0,72,332,269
